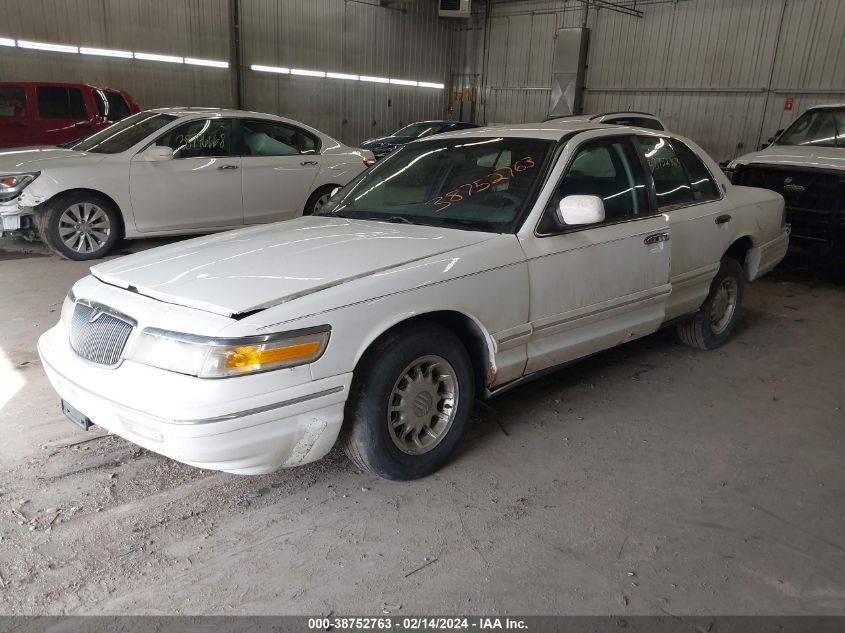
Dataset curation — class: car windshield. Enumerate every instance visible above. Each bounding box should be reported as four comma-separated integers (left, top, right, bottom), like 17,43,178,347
317,137,553,233
394,122,445,139
776,108,845,148
67,112,177,154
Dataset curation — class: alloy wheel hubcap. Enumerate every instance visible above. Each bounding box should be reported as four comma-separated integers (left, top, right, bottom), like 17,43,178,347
59,203,110,254
313,193,331,212
710,277,738,335
388,355,458,455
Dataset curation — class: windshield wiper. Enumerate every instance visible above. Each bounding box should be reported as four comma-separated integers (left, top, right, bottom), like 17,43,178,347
384,216,413,224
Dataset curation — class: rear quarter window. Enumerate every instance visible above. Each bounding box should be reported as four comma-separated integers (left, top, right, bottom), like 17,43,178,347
95,90,131,121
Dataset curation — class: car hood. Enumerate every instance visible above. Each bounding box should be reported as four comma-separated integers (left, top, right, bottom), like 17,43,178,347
0,146,105,172
730,144,845,171
90,216,496,318
360,135,412,148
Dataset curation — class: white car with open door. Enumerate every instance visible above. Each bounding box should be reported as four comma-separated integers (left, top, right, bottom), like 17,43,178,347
38,122,788,479
0,108,373,259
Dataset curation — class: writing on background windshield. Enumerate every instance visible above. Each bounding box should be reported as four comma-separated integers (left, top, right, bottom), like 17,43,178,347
321,138,551,232
777,108,845,148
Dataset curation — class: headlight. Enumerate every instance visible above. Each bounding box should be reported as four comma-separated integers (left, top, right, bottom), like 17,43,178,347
127,326,331,378
0,172,39,203
60,289,76,327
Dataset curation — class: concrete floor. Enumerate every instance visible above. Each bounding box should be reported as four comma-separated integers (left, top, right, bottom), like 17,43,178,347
0,236,844,616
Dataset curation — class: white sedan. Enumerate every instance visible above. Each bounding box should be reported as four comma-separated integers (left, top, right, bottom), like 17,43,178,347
0,108,373,259
38,122,789,480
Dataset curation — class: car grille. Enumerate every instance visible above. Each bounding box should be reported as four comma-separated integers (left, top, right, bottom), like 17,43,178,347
734,165,845,246
69,302,135,367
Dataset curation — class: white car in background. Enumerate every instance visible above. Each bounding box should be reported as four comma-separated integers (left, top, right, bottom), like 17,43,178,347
39,123,788,480
0,108,373,259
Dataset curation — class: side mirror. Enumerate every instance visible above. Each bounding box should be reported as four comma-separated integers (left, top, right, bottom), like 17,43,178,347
331,187,340,197
556,195,605,227
142,146,174,161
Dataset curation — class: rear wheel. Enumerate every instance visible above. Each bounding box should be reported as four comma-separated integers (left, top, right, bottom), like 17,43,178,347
37,192,121,260
676,257,745,350
341,322,474,480
303,185,337,216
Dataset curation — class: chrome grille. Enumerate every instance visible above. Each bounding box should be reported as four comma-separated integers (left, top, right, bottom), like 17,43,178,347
69,302,135,367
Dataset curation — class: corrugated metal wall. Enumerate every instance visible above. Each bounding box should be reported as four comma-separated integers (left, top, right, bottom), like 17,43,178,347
4,0,842,155
459,0,845,162
241,0,453,145
0,0,455,145
0,0,233,108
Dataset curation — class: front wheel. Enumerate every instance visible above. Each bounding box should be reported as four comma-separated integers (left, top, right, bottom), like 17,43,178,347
676,257,745,350
341,322,475,480
37,192,121,260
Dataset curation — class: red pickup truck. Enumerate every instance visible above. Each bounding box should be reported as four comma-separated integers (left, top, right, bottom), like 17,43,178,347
0,82,140,148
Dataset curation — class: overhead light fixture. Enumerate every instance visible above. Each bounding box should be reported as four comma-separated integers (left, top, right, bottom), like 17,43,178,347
390,79,418,86
0,37,15,47
251,64,290,74
80,46,132,59
418,81,445,89
326,72,359,81
17,40,78,53
290,68,325,77
360,75,390,84
185,57,228,68
134,52,183,63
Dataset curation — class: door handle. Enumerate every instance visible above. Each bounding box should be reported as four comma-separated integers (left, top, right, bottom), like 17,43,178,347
300,160,319,166
218,164,239,170
715,214,732,225
644,232,670,245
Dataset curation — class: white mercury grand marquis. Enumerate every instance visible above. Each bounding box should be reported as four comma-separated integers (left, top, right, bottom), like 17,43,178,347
38,122,790,480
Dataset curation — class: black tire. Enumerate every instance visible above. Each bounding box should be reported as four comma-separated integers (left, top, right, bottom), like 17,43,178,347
37,192,121,260
341,322,475,480
303,185,338,216
676,257,745,350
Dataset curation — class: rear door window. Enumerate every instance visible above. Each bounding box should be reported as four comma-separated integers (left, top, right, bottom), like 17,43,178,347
241,119,320,156
671,140,720,202
637,136,695,209
0,86,27,117
36,86,87,119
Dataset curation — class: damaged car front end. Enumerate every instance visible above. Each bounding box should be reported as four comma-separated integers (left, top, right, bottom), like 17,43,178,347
0,171,41,238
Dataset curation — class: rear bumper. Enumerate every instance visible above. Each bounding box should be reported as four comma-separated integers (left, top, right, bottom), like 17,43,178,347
747,227,790,281
37,324,351,475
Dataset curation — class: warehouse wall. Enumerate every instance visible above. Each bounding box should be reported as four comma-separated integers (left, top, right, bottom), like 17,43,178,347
0,0,454,146
0,0,234,108
241,0,453,145
458,0,845,163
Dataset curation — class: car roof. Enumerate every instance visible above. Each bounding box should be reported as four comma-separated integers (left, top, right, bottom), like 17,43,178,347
431,120,666,142
806,104,845,110
545,111,661,123
0,81,122,91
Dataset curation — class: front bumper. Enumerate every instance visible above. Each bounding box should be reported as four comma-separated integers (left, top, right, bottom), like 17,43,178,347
37,324,352,475
747,226,790,281
0,199,34,234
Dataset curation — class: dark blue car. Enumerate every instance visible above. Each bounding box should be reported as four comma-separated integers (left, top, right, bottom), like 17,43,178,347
360,120,479,160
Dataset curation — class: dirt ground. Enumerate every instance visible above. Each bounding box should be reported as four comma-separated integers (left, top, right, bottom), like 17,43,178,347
0,235,843,616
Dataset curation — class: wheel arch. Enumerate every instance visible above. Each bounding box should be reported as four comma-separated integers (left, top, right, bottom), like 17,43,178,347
37,188,127,238
353,310,497,396
724,235,755,268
